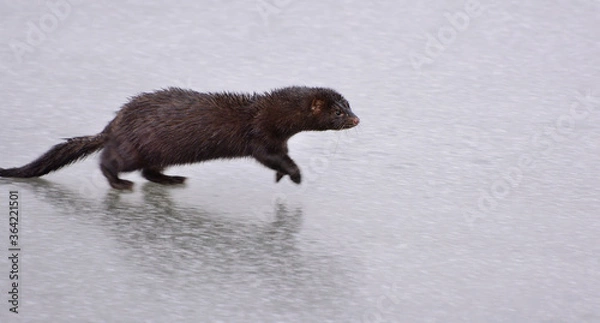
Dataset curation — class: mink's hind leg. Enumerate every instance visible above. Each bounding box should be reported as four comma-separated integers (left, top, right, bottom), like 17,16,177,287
100,162,134,190
142,168,186,185
99,145,134,190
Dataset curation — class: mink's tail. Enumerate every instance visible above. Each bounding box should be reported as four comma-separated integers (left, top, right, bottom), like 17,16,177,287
0,133,106,178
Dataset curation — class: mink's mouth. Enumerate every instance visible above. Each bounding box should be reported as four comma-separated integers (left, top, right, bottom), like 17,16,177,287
341,116,360,129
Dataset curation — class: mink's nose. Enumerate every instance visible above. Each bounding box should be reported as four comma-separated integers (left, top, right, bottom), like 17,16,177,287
351,117,360,126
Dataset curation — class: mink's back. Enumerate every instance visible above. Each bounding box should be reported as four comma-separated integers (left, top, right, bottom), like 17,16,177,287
105,88,262,166
117,87,259,121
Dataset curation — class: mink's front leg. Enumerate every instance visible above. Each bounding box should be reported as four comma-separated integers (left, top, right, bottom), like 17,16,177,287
254,153,301,184
276,171,285,182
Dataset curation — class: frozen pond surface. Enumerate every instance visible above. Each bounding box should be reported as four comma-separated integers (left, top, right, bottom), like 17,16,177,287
1,0,599,322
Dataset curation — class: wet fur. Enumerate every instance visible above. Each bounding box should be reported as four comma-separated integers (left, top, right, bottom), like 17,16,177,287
0,86,359,189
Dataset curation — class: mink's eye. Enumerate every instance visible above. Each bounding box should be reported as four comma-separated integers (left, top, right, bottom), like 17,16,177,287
335,109,343,116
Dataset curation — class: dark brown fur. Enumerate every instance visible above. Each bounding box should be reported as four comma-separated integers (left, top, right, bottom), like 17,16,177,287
0,86,359,189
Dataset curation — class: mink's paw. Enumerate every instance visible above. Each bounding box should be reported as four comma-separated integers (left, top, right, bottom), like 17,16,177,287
276,172,285,183
289,171,301,184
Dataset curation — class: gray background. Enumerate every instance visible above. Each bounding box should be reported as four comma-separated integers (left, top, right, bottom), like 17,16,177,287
1,0,599,322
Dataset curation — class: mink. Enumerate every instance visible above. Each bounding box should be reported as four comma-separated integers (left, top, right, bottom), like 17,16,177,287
0,86,360,190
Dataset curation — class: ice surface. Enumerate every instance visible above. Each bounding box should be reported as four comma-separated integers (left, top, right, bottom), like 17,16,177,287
0,0,599,322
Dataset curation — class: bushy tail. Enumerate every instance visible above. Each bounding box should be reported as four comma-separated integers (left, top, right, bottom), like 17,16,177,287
0,133,106,178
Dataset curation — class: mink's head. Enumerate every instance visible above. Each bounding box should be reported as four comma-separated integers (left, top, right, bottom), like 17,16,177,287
307,88,360,131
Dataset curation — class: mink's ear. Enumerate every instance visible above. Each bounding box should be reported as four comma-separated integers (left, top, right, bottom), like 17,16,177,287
311,99,325,113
